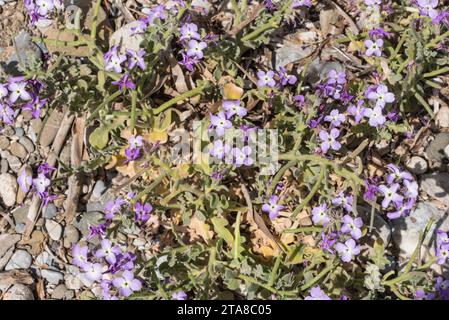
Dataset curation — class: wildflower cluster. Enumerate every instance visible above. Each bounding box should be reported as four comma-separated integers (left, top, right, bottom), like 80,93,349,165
17,162,56,206
178,22,208,72
24,0,63,27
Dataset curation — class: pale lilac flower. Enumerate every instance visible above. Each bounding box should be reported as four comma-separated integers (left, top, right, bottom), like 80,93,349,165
327,70,346,85
0,83,8,99
0,103,14,125
23,96,47,119
304,287,331,300
435,276,449,292
364,39,383,57
311,204,330,226
180,23,201,41
210,112,232,136
105,50,127,73
112,271,142,297
186,40,207,59
126,49,146,71
134,202,153,223
232,146,254,167
112,74,136,91
256,70,276,88
104,198,127,220
417,0,439,19
436,244,449,265
332,192,353,212
335,239,361,262
262,195,284,220
341,215,363,240
367,84,395,108
36,0,54,15
369,28,392,39
365,0,381,7
387,198,414,219
319,128,341,153
131,19,148,34
437,230,449,247
173,291,187,300
8,81,31,103
83,262,104,282
386,164,413,184
95,240,121,264
277,66,297,86
324,109,346,127
404,179,418,199
210,139,231,160
347,100,367,124
364,107,386,127
72,244,88,268
222,100,247,118
320,232,338,254
378,183,404,208
33,173,50,194
179,53,200,72
129,135,143,149
17,169,33,193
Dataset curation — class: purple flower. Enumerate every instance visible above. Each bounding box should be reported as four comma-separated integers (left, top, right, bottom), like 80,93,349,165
179,53,200,72
364,39,383,57
112,74,136,91
186,40,207,59
180,23,201,41
304,287,331,300
210,139,231,160
367,84,395,108
347,100,367,124
0,103,15,125
332,192,353,212
378,183,404,208
277,67,297,86
88,223,108,240
0,83,8,99
335,239,361,262
95,239,121,264
341,215,363,240
33,173,50,195
403,179,418,199
368,28,392,39
23,96,47,119
112,271,142,297
386,164,413,184
210,112,232,137
126,49,146,71
324,109,346,127
172,291,187,300
36,0,54,15
327,70,346,85
135,202,153,223
364,107,386,127
105,48,127,73
38,162,55,175
8,81,31,103
320,231,337,254
256,70,276,88
417,0,439,19
319,128,341,153
414,289,435,300
104,198,127,220
17,169,33,193
131,19,148,34
222,100,247,118
294,95,305,109
311,204,330,226
436,244,449,265
363,179,379,201
83,262,104,282
364,0,381,7
72,244,89,268
387,198,414,219
232,146,254,167
292,0,312,8
437,230,449,247
262,195,284,220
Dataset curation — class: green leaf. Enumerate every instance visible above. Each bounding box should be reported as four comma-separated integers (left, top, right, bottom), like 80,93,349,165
89,125,110,150
211,217,234,246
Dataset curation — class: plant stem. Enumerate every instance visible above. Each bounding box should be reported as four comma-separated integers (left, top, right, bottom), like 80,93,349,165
131,90,137,132
153,83,209,115
291,165,326,218
90,0,103,40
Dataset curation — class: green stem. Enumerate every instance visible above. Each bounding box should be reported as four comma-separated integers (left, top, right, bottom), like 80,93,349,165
131,91,137,132
267,254,283,287
153,83,208,115
291,165,326,218
87,90,122,122
414,91,434,117
268,160,297,196
300,262,337,291
238,274,297,297
90,0,103,40
283,227,323,234
426,30,449,49
423,67,449,78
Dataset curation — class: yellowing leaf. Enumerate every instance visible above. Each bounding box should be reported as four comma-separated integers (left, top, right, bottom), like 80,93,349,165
144,130,168,144
223,83,244,100
189,216,214,242
89,125,110,150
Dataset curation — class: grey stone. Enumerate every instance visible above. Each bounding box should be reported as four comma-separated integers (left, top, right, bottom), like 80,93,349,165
91,180,107,201
0,246,15,270
275,44,314,69
14,127,24,137
0,234,20,258
0,158,9,173
405,156,428,175
9,141,27,159
306,59,344,85
0,135,9,150
35,251,53,267
420,172,449,206
426,133,449,162
109,21,145,52
75,211,103,239
392,202,449,259
358,205,391,245
45,219,63,241
51,284,68,299
12,205,29,225
63,225,80,249
43,204,58,219
0,173,18,207
5,250,32,270
41,269,64,285
18,136,34,153
2,283,34,300
14,223,25,234
39,109,64,147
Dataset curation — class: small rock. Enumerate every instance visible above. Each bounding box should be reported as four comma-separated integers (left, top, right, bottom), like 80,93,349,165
41,269,64,285
18,136,34,153
75,211,103,238
45,220,63,241
0,173,18,207
9,141,27,159
91,180,107,201
405,156,428,175
1,31,42,76
0,247,15,270
425,133,449,162
63,225,80,249
5,250,32,270
275,43,314,69
0,158,9,173
35,251,53,267
109,21,145,52
39,109,65,147
3,283,34,300
51,284,69,299
14,223,25,234
435,105,449,128
14,127,24,137
2,151,21,172
12,205,29,225
420,172,449,206
0,136,9,150
392,202,449,259
43,204,58,219
0,234,21,259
